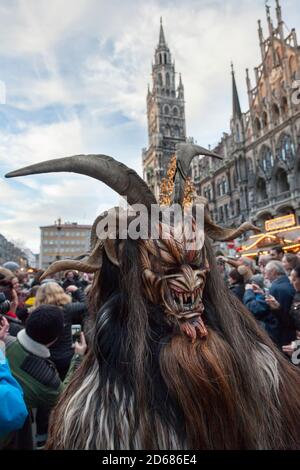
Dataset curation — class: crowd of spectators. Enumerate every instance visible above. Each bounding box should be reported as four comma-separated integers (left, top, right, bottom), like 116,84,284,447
0,265,90,449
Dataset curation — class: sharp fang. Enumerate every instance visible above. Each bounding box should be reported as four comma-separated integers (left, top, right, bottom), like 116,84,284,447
191,292,195,303
179,294,184,309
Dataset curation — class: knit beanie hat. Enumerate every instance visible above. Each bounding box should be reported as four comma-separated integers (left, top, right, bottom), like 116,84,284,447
3,261,20,273
26,305,64,345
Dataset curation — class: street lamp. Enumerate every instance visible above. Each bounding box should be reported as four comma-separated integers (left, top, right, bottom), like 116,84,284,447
55,218,62,262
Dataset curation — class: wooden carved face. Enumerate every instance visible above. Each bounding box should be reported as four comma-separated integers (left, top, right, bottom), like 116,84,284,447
139,221,210,341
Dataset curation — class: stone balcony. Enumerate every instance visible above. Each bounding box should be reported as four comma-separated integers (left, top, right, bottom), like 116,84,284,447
250,189,300,213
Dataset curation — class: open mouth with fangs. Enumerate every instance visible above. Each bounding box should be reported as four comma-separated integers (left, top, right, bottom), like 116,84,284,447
168,286,204,319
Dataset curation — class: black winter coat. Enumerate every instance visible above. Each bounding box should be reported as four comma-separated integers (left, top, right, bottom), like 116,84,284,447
49,289,87,369
229,283,245,303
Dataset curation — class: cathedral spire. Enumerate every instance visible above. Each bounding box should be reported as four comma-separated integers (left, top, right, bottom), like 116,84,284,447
178,73,184,99
159,17,167,47
265,1,274,36
275,0,282,25
231,63,242,119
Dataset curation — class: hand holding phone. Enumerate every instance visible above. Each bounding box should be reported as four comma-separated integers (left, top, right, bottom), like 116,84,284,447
74,331,87,357
71,324,82,344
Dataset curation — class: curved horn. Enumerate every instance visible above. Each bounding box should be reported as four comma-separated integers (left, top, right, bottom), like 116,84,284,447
40,259,100,280
5,154,157,209
173,143,222,204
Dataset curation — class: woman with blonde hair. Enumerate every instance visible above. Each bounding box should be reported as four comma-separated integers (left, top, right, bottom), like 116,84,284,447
35,282,87,379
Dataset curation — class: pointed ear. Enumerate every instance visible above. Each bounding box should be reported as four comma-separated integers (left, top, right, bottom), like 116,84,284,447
104,239,120,267
204,211,261,241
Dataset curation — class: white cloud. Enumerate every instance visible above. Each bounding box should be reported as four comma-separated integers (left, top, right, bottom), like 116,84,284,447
1,0,300,253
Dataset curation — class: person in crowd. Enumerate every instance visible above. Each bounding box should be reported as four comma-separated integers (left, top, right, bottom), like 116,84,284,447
237,264,253,283
77,273,91,290
17,273,30,290
282,253,299,277
30,270,45,288
258,254,271,275
289,265,300,331
264,260,295,346
0,292,23,336
34,282,87,379
0,272,22,334
0,315,28,449
24,286,39,309
62,271,78,290
228,269,245,302
3,261,20,276
5,305,87,448
269,246,284,261
243,274,279,344
33,282,86,447
281,265,300,361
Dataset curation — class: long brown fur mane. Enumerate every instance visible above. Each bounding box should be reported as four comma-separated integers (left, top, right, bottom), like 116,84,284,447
46,237,300,450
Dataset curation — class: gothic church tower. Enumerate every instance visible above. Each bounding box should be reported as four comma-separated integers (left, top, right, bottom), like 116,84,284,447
142,19,186,198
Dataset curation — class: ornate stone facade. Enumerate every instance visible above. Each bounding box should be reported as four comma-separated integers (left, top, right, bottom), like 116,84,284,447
193,1,300,231
142,19,186,199
142,2,300,237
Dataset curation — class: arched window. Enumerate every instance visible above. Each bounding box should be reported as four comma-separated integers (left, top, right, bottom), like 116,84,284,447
165,125,171,137
278,134,295,161
289,55,297,80
275,47,282,66
207,186,212,201
173,126,180,138
247,158,254,174
276,168,290,193
173,106,178,116
272,103,280,122
164,53,167,64
236,123,241,142
217,179,222,196
222,176,228,194
165,73,170,87
257,178,267,201
281,96,288,115
262,111,268,128
231,170,236,188
164,105,170,115
261,146,274,172
254,117,261,136
158,73,162,86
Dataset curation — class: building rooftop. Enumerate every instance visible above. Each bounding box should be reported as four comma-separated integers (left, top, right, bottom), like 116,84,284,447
40,223,92,229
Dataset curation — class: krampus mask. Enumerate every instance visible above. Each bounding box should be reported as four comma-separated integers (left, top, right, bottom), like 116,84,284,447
6,143,300,450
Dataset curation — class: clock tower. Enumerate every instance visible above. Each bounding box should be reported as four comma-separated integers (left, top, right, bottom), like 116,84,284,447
142,19,186,198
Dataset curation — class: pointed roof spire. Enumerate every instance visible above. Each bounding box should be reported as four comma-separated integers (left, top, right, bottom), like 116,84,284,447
178,73,183,89
159,17,166,46
265,0,274,34
231,63,242,119
275,0,282,24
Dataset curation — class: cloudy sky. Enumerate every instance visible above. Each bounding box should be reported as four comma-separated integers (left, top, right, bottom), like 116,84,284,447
0,0,299,253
